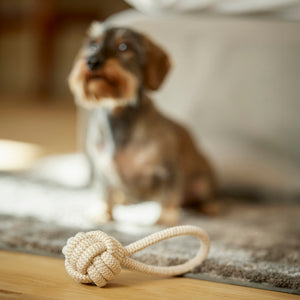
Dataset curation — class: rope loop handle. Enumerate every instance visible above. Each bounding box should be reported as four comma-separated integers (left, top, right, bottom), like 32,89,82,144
63,225,210,287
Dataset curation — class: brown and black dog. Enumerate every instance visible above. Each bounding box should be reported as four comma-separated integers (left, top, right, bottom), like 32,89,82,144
69,22,216,225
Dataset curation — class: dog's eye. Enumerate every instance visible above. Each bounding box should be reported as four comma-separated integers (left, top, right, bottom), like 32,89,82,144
88,42,100,52
118,43,128,52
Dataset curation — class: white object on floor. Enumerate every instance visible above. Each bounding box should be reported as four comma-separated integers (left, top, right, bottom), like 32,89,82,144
0,139,43,171
0,153,161,229
28,153,91,188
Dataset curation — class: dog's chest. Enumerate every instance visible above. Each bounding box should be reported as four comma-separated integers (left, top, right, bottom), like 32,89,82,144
87,110,121,186
86,109,167,192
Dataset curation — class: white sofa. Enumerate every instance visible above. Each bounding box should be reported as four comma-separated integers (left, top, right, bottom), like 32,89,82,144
103,9,300,195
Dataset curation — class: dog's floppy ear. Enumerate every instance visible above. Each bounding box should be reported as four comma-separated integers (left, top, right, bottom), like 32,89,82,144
142,36,171,91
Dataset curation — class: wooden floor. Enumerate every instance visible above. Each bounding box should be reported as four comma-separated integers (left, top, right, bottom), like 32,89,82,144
0,251,297,300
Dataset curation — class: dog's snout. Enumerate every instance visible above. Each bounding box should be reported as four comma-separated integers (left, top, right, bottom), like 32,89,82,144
86,57,102,71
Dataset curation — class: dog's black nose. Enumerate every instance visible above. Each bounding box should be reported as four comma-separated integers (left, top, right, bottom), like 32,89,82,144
86,57,102,71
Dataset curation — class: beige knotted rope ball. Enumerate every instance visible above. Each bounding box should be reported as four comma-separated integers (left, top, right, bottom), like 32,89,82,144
63,225,210,287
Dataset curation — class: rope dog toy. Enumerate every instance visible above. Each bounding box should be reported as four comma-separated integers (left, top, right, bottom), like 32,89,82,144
62,225,210,287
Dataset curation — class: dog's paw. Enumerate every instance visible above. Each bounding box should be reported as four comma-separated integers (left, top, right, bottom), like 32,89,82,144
87,201,113,224
198,201,222,216
156,208,179,226
90,211,113,224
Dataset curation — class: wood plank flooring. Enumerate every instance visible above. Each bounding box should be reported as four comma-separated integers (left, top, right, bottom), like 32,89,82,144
0,251,297,300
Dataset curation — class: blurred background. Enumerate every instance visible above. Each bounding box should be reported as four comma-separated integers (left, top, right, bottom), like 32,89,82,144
0,0,300,196
1,3,299,292
0,0,129,98
0,0,129,171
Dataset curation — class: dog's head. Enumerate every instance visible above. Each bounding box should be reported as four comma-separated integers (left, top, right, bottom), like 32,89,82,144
69,23,171,109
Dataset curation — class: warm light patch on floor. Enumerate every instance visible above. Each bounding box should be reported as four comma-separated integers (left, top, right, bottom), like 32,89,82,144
0,139,44,171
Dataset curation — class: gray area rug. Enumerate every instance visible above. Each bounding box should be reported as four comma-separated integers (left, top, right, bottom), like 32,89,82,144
0,173,299,294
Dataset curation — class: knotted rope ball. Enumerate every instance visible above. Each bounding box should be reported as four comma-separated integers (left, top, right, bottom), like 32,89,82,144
63,225,210,287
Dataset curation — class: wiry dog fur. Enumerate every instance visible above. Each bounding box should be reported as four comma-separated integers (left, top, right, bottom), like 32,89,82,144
69,23,216,225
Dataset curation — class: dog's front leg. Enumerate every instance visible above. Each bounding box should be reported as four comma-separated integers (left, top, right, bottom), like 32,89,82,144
156,183,183,226
89,177,115,224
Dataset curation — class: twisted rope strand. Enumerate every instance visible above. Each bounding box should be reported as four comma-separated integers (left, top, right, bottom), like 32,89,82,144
63,225,210,287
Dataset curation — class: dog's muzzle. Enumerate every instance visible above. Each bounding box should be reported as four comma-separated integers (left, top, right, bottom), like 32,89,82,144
86,56,103,71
